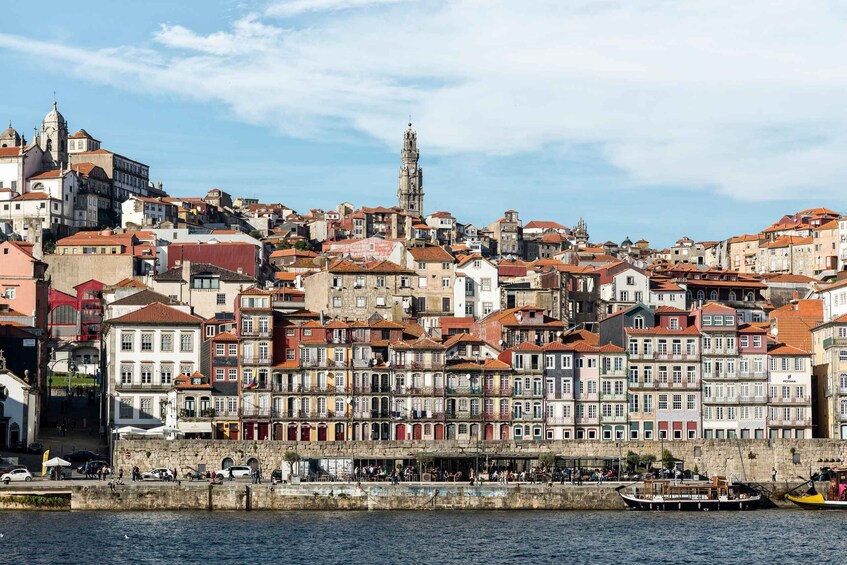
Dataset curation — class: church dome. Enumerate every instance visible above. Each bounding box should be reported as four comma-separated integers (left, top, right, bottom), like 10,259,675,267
44,101,66,126
0,121,20,144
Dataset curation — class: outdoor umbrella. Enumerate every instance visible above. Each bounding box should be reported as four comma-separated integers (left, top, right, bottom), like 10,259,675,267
43,457,72,467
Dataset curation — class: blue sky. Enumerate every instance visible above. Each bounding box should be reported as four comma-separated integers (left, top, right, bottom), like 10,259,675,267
2,0,845,248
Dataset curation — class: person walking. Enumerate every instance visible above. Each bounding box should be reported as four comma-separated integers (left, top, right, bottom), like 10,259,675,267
771,467,777,482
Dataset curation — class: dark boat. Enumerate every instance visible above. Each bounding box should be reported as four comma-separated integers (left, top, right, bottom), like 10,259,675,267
616,476,760,511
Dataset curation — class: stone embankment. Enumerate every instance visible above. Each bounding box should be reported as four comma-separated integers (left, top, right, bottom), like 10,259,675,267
114,438,847,483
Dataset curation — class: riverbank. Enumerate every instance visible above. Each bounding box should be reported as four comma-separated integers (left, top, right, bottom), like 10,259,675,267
0,480,816,511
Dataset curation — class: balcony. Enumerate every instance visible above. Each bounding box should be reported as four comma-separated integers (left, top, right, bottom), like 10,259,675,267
575,416,599,425
241,357,273,366
241,330,272,339
116,382,166,391
656,380,699,389
600,414,627,424
823,337,847,349
446,411,483,420
574,392,599,401
240,407,271,418
180,408,215,419
546,417,575,425
445,386,483,395
513,413,545,422
768,396,809,405
303,359,349,369
599,392,627,402
768,418,811,428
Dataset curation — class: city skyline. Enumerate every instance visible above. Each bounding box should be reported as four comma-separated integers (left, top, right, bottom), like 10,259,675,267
3,1,847,246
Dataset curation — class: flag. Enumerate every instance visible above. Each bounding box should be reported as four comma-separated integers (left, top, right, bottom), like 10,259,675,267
41,449,50,476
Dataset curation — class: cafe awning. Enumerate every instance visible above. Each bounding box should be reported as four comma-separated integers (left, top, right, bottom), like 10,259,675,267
177,421,213,434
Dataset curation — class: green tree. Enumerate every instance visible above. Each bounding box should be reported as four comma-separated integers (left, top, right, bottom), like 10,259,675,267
294,239,313,251
539,452,556,469
283,450,300,477
661,449,675,469
626,450,641,471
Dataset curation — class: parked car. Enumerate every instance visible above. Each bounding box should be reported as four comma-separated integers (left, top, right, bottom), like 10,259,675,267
141,468,174,481
27,443,45,454
1,468,32,484
77,460,109,476
64,451,105,464
0,463,27,476
271,469,282,482
215,466,252,478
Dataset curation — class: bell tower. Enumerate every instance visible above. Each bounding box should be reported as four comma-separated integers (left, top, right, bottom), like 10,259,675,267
397,122,424,215
40,100,69,167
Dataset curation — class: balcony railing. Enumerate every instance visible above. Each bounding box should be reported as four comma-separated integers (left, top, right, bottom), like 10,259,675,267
180,408,215,419
445,386,483,395
240,407,271,418
768,418,811,427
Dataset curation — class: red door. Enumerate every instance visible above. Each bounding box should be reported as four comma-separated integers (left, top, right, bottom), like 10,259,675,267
335,423,345,441
228,425,239,440
485,423,494,440
318,425,327,441
300,425,311,441
500,424,510,440
258,423,269,440
244,423,255,440
287,425,297,441
434,424,445,440
395,424,406,440
412,424,422,440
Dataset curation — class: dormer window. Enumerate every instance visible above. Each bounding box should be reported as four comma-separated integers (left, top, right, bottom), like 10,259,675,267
669,318,679,330
633,316,644,330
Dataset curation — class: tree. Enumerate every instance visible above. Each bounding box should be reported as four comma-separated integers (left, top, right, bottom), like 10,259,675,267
283,450,300,478
640,454,657,470
248,229,263,240
626,450,641,471
661,449,675,470
294,239,313,251
539,452,556,469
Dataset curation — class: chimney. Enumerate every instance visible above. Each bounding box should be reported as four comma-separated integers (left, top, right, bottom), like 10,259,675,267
182,259,191,292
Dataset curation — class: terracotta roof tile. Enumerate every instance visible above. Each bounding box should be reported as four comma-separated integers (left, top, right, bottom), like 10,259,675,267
107,302,202,325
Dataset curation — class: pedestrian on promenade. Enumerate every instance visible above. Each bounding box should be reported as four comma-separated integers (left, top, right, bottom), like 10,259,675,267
229,467,234,481
771,468,777,482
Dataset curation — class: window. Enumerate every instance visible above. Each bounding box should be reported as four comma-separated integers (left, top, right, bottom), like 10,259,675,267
141,333,153,352
356,296,366,308
481,278,492,291
161,333,173,352
121,332,134,351
120,364,133,384
180,333,193,352
160,365,173,384
669,318,679,330
333,296,342,308
141,365,153,384
228,369,238,381
418,276,428,288
633,316,644,330
119,400,133,419
217,293,226,305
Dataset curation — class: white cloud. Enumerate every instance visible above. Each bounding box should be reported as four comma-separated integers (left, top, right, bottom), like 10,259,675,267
265,0,410,18
3,0,847,201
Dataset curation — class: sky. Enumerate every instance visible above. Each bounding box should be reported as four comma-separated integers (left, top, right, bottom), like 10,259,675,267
1,0,845,247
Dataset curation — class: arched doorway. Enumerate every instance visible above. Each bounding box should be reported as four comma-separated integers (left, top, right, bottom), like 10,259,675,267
485,423,494,440
334,423,345,441
446,424,456,440
395,424,406,440
317,424,327,441
287,424,297,441
247,457,260,470
221,457,234,470
500,424,510,440
412,424,422,440
300,425,311,441
434,424,445,440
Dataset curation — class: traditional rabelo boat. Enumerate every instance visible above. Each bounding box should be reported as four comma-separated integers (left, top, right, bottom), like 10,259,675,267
786,468,847,510
616,475,760,511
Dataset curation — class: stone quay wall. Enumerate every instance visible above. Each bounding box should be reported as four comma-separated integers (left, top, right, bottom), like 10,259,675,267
113,438,847,483
70,483,627,511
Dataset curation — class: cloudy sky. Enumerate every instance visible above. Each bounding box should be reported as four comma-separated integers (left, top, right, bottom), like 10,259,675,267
1,0,843,246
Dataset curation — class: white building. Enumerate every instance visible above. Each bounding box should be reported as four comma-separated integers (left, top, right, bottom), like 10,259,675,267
647,278,687,310
104,302,203,429
121,196,177,228
767,344,813,439
0,351,38,447
150,261,256,319
454,254,500,319
595,262,650,316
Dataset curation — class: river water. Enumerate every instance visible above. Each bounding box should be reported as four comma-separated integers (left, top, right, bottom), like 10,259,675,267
1,510,844,564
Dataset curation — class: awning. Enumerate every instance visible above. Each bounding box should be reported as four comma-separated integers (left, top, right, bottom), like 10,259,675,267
178,421,213,434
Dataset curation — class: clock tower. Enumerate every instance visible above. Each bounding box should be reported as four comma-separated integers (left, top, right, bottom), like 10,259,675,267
397,122,424,215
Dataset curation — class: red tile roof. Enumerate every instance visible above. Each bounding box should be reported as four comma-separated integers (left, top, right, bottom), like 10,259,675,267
107,302,203,325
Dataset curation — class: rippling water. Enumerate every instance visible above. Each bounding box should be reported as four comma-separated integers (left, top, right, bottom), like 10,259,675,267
0,510,844,564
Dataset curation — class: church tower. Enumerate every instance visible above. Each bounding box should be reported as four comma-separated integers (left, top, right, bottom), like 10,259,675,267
40,100,68,168
397,122,424,215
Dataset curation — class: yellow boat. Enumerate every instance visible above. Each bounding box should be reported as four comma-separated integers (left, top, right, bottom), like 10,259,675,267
785,468,847,510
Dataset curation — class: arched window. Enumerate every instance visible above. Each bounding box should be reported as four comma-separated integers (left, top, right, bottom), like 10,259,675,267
46,139,52,151
746,292,754,302
728,291,737,301
697,290,705,301
710,290,719,301
633,316,645,329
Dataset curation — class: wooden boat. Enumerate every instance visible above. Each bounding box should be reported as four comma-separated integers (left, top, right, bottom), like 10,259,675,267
616,475,760,511
786,468,847,510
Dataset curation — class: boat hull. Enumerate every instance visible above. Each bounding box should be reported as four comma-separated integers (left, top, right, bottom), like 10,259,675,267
785,493,847,510
619,493,760,511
